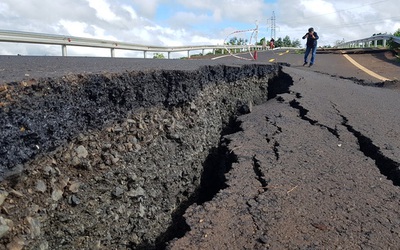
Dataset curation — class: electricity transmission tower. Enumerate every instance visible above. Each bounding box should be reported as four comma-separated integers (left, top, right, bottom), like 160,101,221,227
270,11,276,39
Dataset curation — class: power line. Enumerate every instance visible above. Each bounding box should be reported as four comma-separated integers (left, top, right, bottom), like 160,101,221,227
278,15,400,34
324,17,400,30
278,0,389,25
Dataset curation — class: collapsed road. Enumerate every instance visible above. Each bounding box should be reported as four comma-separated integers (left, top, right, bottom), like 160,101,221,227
0,59,289,249
0,51,400,249
168,66,400,249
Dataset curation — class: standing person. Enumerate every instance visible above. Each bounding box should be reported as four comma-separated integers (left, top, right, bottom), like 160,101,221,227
269,38,275,49
302,27,319,66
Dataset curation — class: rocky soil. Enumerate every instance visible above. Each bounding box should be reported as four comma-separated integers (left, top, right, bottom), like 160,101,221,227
0,63,290,249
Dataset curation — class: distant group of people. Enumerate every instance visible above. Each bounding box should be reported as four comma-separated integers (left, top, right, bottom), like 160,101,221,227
266,27,319,67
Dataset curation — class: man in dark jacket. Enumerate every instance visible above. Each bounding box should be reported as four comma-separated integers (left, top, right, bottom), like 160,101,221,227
302,27,319,66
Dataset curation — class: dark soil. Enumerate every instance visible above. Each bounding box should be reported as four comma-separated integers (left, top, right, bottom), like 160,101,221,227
0,63,290,249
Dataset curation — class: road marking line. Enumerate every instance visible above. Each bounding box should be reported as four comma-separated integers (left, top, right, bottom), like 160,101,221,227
269,59,275,62
343,54,390,81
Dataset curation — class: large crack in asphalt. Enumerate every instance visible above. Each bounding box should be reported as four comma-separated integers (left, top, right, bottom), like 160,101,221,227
340,115,400,186
289,99,340,139
147,66,294,249
147,128,239,250
164,64,400,249
252,156,269,188
313,70,400,88
289,95,400,187
0,63,296,249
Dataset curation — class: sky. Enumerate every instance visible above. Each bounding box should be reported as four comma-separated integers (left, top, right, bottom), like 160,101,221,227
0,0,399,58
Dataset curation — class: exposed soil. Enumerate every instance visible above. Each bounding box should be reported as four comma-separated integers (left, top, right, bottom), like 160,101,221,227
0,63,291,249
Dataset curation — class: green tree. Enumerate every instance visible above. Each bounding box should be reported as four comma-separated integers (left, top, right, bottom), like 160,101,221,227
258,37,266,46
292,39,301,48
274,37,283,47
282,35,292,47
264,36,300,48
228,37,237,45
153,53,165,59
388,28,400,50
228,37,247,45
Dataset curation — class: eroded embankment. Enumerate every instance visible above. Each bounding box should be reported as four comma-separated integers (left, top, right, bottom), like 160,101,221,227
0,64,291,249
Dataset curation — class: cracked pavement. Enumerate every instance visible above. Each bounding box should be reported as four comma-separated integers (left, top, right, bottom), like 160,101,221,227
168,66,400,249
1,50,399,249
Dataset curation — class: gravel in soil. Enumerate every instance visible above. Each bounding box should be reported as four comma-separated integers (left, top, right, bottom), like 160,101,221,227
0,63,288,249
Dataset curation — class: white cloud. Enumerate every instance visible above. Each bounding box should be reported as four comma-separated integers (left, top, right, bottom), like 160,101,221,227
58,20,117,41
176,0,270,23
0,0,399,56
190,35,224,45
86,0,119,22
131,0,160,17
121,5,138,19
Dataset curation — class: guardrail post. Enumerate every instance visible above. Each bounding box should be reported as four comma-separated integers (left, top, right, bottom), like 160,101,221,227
62,45,67,56
111,48,115,58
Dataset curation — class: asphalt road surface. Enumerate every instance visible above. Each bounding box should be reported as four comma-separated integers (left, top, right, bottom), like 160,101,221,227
1,49,400,249
171,52,400,249
169,49,400,249
1,48,399,85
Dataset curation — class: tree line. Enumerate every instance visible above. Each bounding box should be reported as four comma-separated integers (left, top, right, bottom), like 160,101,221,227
227,36,301,48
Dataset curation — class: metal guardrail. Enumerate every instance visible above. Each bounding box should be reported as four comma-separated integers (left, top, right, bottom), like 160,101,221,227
0,30,265,59
337,34,400,48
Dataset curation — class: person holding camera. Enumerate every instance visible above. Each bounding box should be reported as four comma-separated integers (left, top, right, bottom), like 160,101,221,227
302,27,319,67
